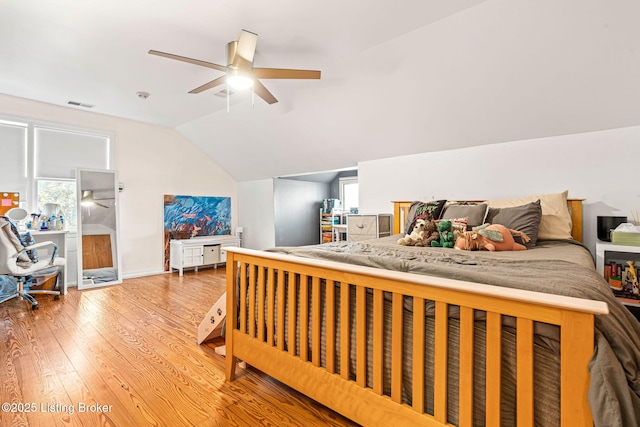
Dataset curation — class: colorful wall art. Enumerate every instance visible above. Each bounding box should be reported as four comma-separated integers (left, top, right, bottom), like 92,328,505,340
163,195,231,271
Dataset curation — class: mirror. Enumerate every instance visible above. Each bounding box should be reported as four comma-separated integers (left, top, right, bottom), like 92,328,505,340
76,168,122,290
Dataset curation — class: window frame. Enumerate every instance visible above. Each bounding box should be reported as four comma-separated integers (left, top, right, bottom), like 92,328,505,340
0,114,114,228
339,176,359,213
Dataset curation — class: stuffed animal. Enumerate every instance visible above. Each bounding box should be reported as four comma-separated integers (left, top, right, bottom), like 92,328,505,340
431,220,455,248
397,219,427,246
416,217,440,247
454,223,530,251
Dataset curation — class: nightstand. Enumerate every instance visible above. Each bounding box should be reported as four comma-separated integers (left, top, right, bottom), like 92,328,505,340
595,240,640,321
595,240,640,276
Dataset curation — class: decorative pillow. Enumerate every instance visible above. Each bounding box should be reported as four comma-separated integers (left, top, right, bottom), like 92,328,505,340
441,203,488,230
20,231,39,263
404,200,447,234
485,200,542,248
485,191,572,240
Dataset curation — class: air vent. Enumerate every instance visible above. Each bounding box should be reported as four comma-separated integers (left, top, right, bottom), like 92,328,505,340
66,100,95,108
214,89,234,98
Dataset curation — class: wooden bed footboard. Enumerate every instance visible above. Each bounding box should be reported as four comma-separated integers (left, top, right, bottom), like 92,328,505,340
224,247,608,427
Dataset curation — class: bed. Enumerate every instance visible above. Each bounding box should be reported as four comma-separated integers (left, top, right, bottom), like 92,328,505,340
220,195,640,426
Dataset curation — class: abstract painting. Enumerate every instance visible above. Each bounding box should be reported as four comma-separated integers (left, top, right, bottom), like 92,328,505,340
163,195,231,271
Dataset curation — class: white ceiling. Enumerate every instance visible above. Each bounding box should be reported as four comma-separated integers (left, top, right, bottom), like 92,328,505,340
2,0,640,182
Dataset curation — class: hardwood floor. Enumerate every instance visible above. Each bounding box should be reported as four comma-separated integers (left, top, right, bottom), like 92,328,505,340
0,269,359,427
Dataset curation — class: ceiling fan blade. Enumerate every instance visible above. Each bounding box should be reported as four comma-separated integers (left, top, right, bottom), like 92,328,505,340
189,75,227,94
149,50,228,72
252,68,321,80
95,202,110,209
235,30,258,63
253,80,278,104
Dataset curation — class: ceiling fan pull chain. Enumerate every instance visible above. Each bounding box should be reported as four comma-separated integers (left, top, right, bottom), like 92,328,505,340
227,83,230,113
252,88,255,108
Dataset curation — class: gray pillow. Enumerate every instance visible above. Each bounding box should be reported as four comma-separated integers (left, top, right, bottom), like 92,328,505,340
404,200,447,234
485,200,542,247
441,203,488,229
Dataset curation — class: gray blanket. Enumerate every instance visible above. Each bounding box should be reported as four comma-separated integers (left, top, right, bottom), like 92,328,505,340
268,237,640,427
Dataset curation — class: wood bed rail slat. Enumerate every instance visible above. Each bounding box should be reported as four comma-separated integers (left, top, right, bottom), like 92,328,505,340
434,301,448,423
300,275,309,361
267,268,276,346
239,262,247,334
340,283,350,380
485,312,502,425
277,270,285,351
257,266,265,340
249,265,256,337
412,297,425,413
372,289,384,395
288,274,297,356
311,277,321,367
356,286,367,387
517,318,534,427
459,306,474,427
326,281,336,374
391,293,403,403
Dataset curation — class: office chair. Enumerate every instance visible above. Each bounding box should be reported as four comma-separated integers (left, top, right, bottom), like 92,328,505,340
0,218,65,310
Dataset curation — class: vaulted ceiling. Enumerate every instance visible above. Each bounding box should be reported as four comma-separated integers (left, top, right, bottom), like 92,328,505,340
2,0,639,181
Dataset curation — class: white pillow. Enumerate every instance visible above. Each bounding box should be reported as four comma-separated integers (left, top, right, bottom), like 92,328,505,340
485,190,572,240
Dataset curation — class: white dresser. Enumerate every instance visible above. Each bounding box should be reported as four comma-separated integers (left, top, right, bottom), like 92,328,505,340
346,214,392,242
170,235,240,276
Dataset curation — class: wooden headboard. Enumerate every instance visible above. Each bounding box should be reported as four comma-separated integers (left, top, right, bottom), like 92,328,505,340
392,199,584,242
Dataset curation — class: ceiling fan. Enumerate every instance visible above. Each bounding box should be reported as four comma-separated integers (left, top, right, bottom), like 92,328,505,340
149,30,321,104
81,190,113,209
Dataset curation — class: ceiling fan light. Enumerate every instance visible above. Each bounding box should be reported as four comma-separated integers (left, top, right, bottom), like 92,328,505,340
81,190,95,207
226,70,254,90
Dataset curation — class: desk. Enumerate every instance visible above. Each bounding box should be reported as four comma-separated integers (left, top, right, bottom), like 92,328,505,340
29,230,68,294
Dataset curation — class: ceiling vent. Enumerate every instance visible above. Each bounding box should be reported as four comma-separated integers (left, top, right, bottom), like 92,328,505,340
214,89,234,98
66,100,95,108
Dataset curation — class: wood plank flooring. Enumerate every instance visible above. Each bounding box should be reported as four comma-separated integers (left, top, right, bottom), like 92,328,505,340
0,269,359,427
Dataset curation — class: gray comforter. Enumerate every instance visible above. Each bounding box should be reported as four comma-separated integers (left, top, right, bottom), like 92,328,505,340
268,237,640,427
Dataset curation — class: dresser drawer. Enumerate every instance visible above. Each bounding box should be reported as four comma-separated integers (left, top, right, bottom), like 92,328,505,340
347,215,377,237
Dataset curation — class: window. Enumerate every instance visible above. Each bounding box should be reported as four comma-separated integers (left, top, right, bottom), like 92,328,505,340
339,177,359,213
0,117,113,229
37,180,78,228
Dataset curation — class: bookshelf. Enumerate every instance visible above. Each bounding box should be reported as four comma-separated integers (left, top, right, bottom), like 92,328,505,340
320,208,342,243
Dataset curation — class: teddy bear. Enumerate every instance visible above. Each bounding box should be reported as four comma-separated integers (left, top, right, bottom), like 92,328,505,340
397,219,427,245
415,215,439,247
454,223,530,251
431,220,455,248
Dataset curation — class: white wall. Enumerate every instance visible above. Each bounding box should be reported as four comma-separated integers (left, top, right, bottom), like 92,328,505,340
359,125,640,256
0,93,237,278
238,179,275,250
